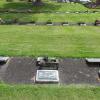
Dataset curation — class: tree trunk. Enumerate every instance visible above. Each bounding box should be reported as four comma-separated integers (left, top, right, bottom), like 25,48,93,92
96,0,100,4
33,0,43,6
28,0,32,2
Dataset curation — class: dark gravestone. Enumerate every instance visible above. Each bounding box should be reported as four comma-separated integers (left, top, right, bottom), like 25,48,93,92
36,57,59,70
78,22,86,26
95,20,100,26
85,58,100,67
0,57,9,65
62,22,69,26
46,21,53,25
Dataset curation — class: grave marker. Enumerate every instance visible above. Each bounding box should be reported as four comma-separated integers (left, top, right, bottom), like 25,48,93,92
0,57,9,64
36,57,59,70
86,58,100,63
35,70,59,83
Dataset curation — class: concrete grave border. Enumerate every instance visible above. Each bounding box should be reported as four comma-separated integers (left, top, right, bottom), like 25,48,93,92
0,9,99,14
0,21,99,26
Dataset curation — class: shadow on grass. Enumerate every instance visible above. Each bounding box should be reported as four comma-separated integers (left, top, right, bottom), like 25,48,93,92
0,2,61,11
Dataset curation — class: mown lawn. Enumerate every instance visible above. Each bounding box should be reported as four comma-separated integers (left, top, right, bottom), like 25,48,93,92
0,0,100,22
0,0,99,12
0,25,100,57
0,0,99,23
0,84,100,100
0,0,90,12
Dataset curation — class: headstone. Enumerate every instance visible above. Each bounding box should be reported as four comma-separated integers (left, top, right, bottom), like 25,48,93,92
0,57,9,62
62,22,69,26
78,22,86,26
75,12,79,14
46,23,53,26
98,70,100,78
85,58,100,63
58,0,70,3
95,20,100,26
65,12,70,14
78,0,91,3
35,70,59,83
0,57,9,64
36,57,59,69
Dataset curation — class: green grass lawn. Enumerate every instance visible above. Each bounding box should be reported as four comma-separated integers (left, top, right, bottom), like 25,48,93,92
0,0,100,99
0,0,99,12
0,84,100,100
0,25,100,57
0,0,99,23
0,1,100,99
0,0,90,12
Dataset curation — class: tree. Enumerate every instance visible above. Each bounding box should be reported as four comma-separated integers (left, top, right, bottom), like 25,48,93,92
33,0,43,6
96,0,100,4
6,0,13,2
28,0,32,2
27,0,43,6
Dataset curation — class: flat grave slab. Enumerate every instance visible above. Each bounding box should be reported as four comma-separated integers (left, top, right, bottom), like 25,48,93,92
85,58,100,63
0,57,9,62
59,58,100,85
3,57,37,84
35,70,59,83
0,57,9,65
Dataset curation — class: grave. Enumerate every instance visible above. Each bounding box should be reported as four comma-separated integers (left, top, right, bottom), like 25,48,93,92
98,70,100,78
46,21,53,25
0,57,9,64
78,22,86,26
58,0,91,3
35,57,59,83
85,58,100,63
75,12,79,14
85,58,100,67
95,20,100,26
36,57,59,70
79,0,91,3
62,22,69,26
58,0,70,3
65,12,70,13
35,70,59,83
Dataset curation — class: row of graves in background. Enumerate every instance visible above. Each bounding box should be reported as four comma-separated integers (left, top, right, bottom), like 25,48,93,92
5,0,100,8
0,18,100,26
6,0,91,3
58,0,91,3
58,0,100,4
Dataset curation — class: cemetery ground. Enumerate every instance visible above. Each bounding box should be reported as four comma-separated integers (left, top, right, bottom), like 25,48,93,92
0,0,100,22
0,0,100,100
0,26,100,57
0,84,100,100
0,26,100,100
